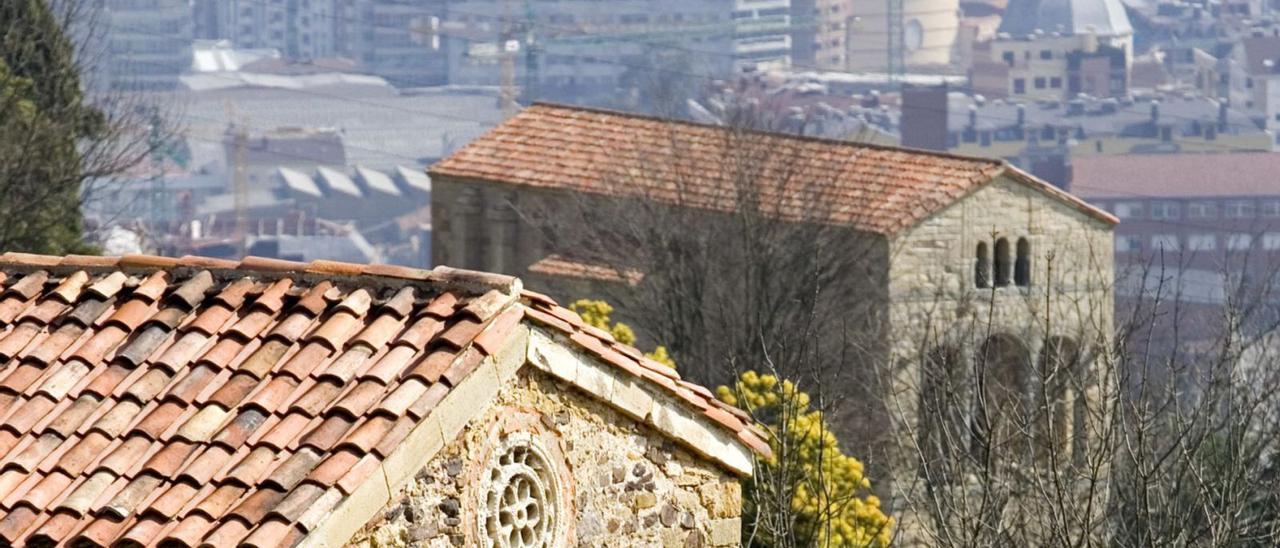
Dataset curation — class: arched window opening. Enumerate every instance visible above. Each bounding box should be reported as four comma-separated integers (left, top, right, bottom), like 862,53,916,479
1035,337,1079,461
975,242,991,288
1015,238,1031,287
919,345,966,479
994,238,1012,287
972,334,1029,463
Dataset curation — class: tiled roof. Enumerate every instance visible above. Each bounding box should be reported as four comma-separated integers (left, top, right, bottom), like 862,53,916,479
526,255,644,286
1073,153,1280,199
0,253,764,548
430,103,1114,234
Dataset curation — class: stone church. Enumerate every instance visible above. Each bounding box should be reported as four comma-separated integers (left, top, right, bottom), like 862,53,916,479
0,253,766,547
429,103,1117,482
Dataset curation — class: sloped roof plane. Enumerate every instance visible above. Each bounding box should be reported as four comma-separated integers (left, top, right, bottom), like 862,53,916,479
0,253,764,547
998,0,1133,37
430,103,1115,235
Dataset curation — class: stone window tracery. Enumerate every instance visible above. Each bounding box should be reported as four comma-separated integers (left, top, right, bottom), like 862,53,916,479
477,432,565,548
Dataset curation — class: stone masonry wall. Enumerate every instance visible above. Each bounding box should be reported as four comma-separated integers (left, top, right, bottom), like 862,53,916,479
887,174,1114,350
348,367,744,548
883,175,1116,544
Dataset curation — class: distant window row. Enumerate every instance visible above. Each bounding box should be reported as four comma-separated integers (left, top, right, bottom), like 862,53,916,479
1116,232,1280,252
1109,200,1280,221
975,237,1031,289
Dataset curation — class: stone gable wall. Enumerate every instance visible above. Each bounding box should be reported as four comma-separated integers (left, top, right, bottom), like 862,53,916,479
887,175,1114,361
349,368,743,548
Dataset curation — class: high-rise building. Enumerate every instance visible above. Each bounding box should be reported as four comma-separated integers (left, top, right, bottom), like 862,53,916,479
194,0,448,87
98,0,193,90
355,0,449,87
444,0,790,106
732,0,792,71
195,0,339,59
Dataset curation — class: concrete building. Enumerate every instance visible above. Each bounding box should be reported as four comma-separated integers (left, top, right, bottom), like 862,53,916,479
428,104,1117,512
354,0,448,87
1226,34,1280,143
0,253,767,547
732,0,793,71
443,0,789,106
844,0,960,71
901,92,1269,180
97,0,193,90
195,0,342,59
1076,153,1280,269
971,32,1129,99
194,0,445,86
968,0,1134,100
1074,153,1280,384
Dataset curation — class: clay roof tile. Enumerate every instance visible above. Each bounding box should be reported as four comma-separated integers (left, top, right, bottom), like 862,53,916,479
167,270,215,310
0,253,764,547
380,286,417,319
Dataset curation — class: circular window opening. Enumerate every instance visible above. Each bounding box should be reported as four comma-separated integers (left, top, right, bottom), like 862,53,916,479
477,432,566,548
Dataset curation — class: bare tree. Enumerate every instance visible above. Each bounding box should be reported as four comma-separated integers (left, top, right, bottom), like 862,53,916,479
0,0,174,254
496,101,1280,546
889,245,1280,547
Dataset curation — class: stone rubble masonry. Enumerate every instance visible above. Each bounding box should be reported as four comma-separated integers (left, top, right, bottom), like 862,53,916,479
350,367,744,547
526,327,756,477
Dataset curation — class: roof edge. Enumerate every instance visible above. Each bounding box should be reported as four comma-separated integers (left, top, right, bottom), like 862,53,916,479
524,101,1009,166
995,165,1121,226
0,252,521,297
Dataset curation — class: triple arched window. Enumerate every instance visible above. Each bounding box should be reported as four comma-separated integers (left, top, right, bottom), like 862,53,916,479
975,237,1031,289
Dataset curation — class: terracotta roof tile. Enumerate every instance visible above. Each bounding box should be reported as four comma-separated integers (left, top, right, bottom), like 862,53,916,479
243,517,305,548
169,270,215,309
289,380,344,417
441,347,484,387
277,342,333,381
438,317,485,349
269,483,324,523
403,349,455,385
380,286,417,319
0,253,762,547
203,517,254,547
370,415,416,459
394,315,444,351
251,278,294,314
422,292,458,318
431,103,1113,234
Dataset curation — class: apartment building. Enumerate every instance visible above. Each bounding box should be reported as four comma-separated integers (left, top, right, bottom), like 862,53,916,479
96,0,193,90
968,0,1133,100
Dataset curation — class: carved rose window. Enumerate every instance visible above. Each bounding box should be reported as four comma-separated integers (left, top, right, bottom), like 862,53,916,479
478,433,563,548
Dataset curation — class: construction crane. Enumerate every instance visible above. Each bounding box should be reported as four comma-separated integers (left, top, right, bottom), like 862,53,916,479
498,0,527,117
225,101,250,258
464,8,819,106
886,0,905,86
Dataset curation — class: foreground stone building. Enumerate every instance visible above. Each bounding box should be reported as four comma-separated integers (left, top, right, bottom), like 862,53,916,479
429,103,1117,484
0,253,765,547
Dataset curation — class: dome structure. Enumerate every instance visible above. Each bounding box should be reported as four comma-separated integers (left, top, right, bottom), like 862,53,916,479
998,0,1133,37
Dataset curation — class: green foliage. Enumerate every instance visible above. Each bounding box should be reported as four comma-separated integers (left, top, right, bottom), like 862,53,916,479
568,299,676,368
718,371,893,547
0,0,104,254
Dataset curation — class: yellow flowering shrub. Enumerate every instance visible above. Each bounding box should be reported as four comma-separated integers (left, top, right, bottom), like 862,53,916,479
568,300,676,368
718,371,893,547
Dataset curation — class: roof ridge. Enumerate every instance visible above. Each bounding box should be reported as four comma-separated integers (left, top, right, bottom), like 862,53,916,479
526,101,1010,166
0,252,520,296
